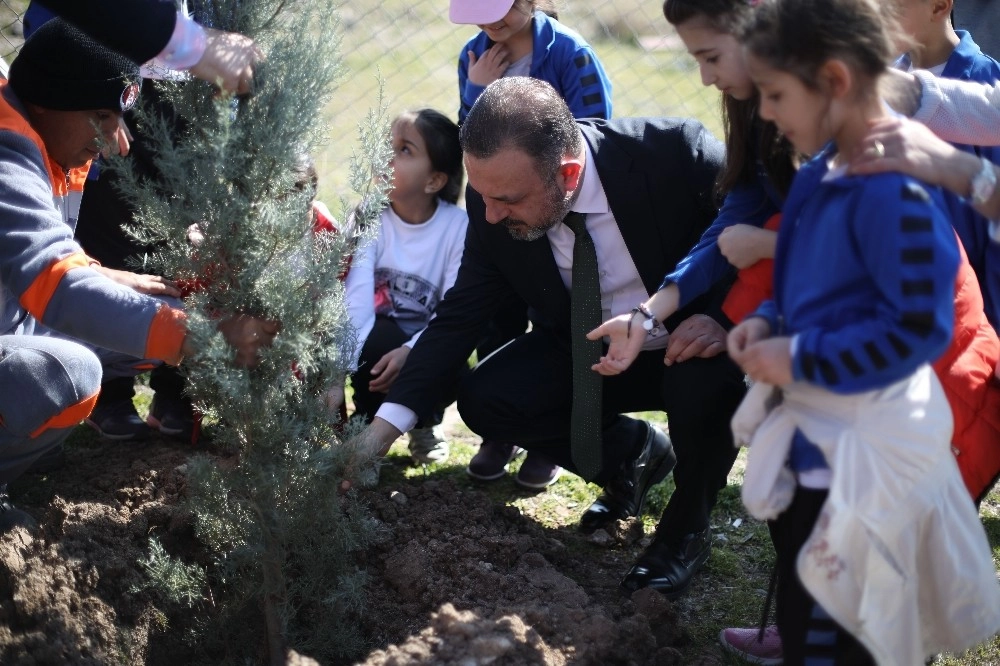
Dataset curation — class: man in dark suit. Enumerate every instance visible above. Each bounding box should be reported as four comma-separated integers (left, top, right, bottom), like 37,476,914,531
356,77,747,598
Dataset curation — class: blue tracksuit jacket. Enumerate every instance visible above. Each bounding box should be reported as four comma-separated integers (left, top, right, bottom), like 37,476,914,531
753,148,959,471
457,11,612,124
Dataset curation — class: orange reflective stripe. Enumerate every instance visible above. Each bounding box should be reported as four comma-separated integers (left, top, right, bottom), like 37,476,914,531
145,304,187,365
20,253,91,319
0,83,75,192
66,166,88,192
30,388,99,438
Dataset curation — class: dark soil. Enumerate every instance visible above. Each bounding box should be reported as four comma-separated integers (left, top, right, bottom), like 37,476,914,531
0,413,719,666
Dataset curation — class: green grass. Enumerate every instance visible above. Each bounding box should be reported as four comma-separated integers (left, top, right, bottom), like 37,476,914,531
371,404,1000,664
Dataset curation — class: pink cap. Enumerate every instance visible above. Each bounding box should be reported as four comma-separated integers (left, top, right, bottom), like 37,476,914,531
449,0,516,25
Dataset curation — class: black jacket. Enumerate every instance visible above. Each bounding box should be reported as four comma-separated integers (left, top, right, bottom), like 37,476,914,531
386,117,726,418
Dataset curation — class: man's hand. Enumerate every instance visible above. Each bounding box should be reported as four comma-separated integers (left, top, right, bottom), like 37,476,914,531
467,45,509,87
339,417,402,494
95,265,181,297
216,314,280,367
588,313,647,376
188,28,263,95
663,314,727,365
368,346,410,393
323,378,346,415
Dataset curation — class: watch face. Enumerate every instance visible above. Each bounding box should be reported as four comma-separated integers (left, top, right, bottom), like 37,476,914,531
643,318,654,331
973,157,998,205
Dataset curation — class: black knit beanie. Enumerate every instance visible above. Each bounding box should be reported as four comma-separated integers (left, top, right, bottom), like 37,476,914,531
9,18,141,112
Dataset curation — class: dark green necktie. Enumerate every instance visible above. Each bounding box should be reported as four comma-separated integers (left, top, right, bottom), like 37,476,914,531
565,211,603,480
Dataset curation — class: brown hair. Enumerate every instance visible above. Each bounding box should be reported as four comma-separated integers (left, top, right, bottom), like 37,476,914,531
398,109,464,205
514,0,558,20
741,0,898,94
663,0,795,199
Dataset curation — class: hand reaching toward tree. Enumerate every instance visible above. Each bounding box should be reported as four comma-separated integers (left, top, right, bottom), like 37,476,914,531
94,265,181,297
189,28,264,95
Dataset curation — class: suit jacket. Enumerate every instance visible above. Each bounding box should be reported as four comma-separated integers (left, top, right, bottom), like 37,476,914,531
386,117,725,418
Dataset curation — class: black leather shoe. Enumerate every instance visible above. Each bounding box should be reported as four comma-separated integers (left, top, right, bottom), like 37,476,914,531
619,527,712,599
578,424,676,534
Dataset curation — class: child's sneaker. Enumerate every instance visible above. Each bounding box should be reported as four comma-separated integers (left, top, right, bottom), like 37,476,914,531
86,397,151,441
466,440,523,481
146,394,196,441
515,451,561,488
719,626,783,665
407,427,449,464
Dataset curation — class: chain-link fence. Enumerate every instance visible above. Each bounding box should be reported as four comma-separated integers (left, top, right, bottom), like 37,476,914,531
0,0,719,197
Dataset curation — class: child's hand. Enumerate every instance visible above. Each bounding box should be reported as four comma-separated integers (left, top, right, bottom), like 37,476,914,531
728,317,771,361
588,313,646,375
368,346,410,393
94,265,182,298
718,225,777,269
733,336,793,386
467,45,509,87
663,314,726,365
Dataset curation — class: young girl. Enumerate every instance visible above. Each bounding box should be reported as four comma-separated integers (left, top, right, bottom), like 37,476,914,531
344,109,468,465
451,0,613,124
730,0,1000,663
589,0,795,379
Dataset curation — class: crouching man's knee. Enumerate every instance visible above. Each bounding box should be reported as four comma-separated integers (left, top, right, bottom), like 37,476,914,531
0,336,102,439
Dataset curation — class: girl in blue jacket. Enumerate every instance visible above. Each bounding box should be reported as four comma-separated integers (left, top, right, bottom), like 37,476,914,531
451,0,612,124
730,0,960,662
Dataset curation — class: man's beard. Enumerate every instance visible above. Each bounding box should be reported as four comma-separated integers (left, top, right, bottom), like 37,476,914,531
500,182,574,242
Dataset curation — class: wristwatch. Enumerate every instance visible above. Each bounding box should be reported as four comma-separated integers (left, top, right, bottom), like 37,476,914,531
970,156,997,206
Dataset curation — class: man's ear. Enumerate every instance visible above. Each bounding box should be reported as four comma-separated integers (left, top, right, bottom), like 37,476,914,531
559,159,583,193
424,171,447,195
819,58,852,100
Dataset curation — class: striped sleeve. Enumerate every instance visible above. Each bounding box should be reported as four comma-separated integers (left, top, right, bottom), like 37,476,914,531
791,177,959,392
557,46,612,120
0,131,179,361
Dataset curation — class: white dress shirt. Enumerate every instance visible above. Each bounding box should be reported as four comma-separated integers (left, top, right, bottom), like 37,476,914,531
376,141,664,434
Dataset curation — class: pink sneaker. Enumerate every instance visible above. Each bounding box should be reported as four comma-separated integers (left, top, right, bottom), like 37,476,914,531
719,625,783,665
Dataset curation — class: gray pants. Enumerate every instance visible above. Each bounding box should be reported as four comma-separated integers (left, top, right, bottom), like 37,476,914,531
0,335,102,485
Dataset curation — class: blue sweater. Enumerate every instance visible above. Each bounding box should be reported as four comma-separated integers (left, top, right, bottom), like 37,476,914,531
457,11,612,123
754,149,959,471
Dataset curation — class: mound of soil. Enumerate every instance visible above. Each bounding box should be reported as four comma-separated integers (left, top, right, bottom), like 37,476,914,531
0,416,706,665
